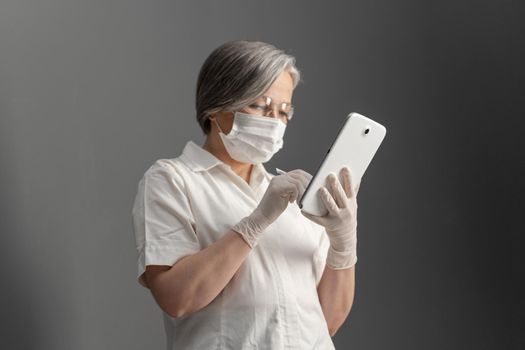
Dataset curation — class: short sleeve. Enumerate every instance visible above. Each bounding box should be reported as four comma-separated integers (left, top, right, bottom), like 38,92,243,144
131,161,201,288
312,225,330,287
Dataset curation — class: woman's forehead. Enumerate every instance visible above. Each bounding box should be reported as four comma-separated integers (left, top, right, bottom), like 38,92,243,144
261,71,294,103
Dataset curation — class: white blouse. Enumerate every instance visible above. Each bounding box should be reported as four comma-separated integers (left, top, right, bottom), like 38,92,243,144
131,140,334,349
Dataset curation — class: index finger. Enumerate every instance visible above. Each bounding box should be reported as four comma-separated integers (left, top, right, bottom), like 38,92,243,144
287,169,313,187
288,169,313,181
340,166,355,198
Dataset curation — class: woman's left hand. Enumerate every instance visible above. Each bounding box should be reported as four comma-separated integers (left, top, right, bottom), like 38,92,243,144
301,166,360,269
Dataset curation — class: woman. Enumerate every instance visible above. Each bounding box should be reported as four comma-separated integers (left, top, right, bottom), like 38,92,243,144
132,40,359,349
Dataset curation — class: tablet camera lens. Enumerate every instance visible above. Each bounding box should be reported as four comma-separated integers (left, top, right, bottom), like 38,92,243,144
364,128,370,135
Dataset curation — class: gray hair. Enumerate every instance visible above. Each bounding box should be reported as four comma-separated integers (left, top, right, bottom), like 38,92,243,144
195,40,301,134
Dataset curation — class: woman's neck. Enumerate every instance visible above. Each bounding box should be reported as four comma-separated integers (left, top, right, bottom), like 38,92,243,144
202,135,253,183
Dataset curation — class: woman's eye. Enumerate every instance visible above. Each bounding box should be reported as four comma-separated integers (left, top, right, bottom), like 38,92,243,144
249,104,266,110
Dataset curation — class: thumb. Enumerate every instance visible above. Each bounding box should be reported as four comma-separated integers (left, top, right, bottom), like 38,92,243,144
301,210,326,226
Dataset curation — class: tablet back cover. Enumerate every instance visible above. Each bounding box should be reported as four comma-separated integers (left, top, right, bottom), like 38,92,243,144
300,112,387,216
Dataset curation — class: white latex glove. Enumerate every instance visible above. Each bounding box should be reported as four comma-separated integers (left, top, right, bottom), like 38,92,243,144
233,169,312,248
302,167,360,269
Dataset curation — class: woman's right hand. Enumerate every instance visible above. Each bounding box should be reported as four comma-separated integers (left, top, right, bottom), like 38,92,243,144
257,169,312,223
232,169,312,248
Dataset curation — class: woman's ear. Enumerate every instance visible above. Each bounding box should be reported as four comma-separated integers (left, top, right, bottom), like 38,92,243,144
212,111,235,134
207,114,218,132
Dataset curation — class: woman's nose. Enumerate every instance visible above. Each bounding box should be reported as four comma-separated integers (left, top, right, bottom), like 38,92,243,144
265,106,280,119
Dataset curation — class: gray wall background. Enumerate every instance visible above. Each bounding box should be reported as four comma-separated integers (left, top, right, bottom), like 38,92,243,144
1,1,524,349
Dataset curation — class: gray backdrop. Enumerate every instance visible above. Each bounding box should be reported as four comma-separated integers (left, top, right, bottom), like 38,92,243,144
1,1,524,349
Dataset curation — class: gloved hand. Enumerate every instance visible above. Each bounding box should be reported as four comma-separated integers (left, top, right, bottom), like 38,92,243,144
233,169,312,248
302,167,360,269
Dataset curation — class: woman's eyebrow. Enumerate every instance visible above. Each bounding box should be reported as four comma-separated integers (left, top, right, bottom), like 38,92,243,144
261,95,293,105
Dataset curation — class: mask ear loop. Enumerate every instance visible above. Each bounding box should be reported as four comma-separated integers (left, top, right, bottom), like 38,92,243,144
210,112,236,135
209,115,225,134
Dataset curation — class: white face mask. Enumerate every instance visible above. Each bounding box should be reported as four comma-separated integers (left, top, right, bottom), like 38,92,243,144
213,111,287,164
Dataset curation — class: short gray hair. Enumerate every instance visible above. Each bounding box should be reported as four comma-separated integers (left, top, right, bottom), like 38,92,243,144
195,40,301,134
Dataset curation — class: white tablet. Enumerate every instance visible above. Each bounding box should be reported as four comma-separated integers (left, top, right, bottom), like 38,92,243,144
299,112,387,216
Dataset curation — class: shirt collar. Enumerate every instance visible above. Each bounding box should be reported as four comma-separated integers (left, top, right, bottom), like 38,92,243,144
180,141,272,182
180,141,223,172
